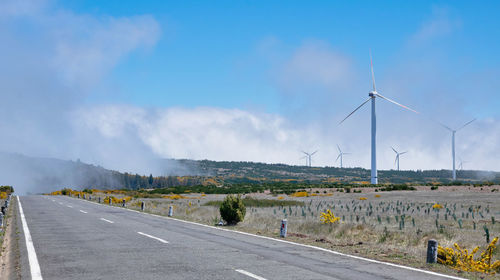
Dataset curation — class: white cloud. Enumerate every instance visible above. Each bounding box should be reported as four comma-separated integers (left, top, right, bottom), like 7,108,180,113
72,105,500,173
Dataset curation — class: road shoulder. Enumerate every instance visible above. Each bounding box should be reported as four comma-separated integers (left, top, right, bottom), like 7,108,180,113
0,197,21,279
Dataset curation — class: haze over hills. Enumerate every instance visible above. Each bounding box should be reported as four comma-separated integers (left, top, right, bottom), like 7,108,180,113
1,152,499,195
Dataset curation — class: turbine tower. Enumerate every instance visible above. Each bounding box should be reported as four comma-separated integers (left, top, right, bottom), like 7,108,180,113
336,145,350,168
391,147,407,171
340,53,419,184
301,150,317,167
437,119,475,180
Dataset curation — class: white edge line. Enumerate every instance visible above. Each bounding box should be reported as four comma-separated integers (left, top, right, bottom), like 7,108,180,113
66,205,73,208
99,218,114,224
235,269,267,280
137,231,169,244
17,196,43,280
79,210,87,214
64,195,465,280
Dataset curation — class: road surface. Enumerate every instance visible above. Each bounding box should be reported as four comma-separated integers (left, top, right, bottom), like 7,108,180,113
13,195,464,280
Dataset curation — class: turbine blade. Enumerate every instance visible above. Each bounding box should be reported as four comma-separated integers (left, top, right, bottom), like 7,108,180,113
336,154,341,162
370,50,377,92
391,146,398,154
431,119,453,132
400,151,408,155
301,151,309,156
337,144,341,153
311,150,318,156
339,97,371,125
394,155,398,165
376,93,419,114
457,118,476,131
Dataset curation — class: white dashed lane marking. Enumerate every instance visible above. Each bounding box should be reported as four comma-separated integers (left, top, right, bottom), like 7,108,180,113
137,232,169,244
100,218,114,224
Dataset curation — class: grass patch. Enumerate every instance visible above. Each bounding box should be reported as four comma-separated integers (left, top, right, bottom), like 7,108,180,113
204,197,305,208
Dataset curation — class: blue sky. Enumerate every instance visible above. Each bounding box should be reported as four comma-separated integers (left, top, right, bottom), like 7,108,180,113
1,0,499,174
61,1,500,116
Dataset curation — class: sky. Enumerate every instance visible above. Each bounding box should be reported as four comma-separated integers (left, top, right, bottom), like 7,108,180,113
1,0,499,175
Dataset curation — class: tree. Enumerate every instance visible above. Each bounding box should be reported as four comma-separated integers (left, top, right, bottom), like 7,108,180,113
148,174,154,186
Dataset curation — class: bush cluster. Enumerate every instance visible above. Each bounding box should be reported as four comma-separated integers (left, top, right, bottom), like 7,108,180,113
219,195,246,225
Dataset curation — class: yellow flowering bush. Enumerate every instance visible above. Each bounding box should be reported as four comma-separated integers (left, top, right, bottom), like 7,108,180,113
290,191,309,197
104,196,126,204
433,203,443,209
437,237,500,274
359,197,367,200
0,192,7,199
374,194,381,198
320,209,341,224
163,194,188,200
277,196,284,200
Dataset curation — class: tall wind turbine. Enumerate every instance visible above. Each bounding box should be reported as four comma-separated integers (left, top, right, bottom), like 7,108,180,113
437,119,475,180
302,150,317,167
339,54,419,184
336,145,350,168
391,147,407,171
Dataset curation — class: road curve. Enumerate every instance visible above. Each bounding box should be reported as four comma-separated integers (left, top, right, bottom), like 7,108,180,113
15,195,464,280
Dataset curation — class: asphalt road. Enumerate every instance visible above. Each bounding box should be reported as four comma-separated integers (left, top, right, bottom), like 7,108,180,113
15,195,464,280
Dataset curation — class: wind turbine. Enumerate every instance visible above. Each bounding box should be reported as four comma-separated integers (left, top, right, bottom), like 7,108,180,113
339,54,419,184
302,150,317,167
437,119,475,180
391,147,407,171
300,155,308,166
458,157,469,171
336,145,350,168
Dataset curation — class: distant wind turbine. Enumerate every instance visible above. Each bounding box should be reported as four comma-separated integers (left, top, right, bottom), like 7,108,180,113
300,155,308,166
436,119,475,180
391,147,407,171
301,150,317,167
336,145,350,168
458,157,469,171
339,53,419,184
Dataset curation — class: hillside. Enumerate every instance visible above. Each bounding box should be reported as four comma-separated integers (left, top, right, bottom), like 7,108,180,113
1,152,499,194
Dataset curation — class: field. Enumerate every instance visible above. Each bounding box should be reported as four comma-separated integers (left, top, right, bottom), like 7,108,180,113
55,185,500,279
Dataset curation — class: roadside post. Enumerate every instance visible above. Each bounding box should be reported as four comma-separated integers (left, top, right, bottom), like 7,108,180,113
168,206,173,217
426,239,438,263
141,202,145,211
280,219,287,238
98,197,101,203
122,199,126,207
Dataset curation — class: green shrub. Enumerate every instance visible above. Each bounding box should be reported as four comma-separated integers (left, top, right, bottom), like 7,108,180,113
220,194,246,225
430,186,438,190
